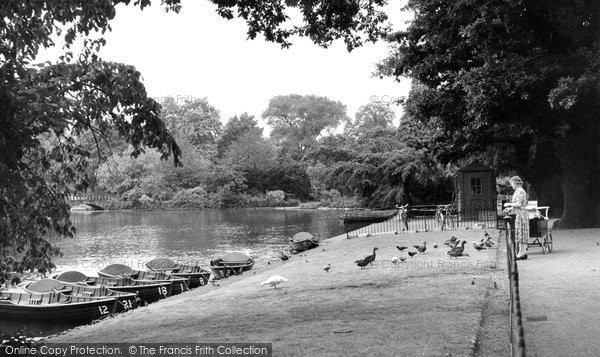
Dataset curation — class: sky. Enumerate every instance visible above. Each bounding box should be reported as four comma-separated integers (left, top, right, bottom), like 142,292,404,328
41,0,412,131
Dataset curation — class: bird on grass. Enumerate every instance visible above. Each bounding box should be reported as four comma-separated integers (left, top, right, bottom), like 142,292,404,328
484,231,490,237
362,247,378,265
408,251,417,257
484,237,494,248
391,256,400,264
396,246,408,251
260,275,288,289
433,244,438,248
447,241,467,258
279,252,289,261
355,259,369,269
444,236,459,247
324,263,331,273
473,241,486,250
447,250,470,259
414,241,427,253
399,257,406,262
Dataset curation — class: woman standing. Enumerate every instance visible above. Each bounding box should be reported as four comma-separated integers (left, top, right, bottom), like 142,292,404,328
504,176,529,260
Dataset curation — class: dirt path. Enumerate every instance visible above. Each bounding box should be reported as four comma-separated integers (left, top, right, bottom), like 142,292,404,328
49,226,509,356
518,228,600,357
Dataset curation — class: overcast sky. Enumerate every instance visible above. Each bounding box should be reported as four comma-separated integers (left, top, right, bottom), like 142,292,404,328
42,0,412,131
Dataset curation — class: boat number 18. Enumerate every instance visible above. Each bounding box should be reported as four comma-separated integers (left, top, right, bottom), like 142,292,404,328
98,305,109,315
158,286,168,296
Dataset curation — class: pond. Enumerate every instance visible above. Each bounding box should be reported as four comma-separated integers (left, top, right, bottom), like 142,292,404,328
1,208,367,340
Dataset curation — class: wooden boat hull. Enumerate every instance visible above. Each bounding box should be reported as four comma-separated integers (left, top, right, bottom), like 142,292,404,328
87,277,171,303
339,210,398,223
289,239,319,253
0,291,120,323
145,259,211,289
98,265,190,297
26,279,140,312
208,261,254,279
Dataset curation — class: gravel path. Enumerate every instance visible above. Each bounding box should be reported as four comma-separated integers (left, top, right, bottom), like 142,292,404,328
518,228,600,357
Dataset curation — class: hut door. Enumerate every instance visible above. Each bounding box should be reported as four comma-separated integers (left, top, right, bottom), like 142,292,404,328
464,173,485,212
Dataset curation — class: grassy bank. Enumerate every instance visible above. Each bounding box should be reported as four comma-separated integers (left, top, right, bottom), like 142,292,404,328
48,227,509,356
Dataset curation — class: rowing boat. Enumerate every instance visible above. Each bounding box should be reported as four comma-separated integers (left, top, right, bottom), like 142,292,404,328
209,252,254,279
55,271,171,303
0,290,121,323
289,232,320,253
98,264,189,296
25,278,139,311
145,258,210,288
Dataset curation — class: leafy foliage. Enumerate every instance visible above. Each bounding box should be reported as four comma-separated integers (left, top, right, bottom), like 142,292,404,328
378,0,600,227
263,94,349,160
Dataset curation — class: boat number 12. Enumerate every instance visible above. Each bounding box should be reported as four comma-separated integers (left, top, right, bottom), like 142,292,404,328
98,305,109,315
158,286,168,297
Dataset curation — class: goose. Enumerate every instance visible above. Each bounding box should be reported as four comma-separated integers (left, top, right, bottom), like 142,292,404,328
363,248,378,265
408,251,417,257
260,275,288,289
324,263,331,273
396,246,408,251
447,250,470,259
355,259,369,269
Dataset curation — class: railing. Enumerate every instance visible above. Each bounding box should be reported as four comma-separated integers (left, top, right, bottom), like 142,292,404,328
504,216,526,357
67,193,111,202
346,205,500,238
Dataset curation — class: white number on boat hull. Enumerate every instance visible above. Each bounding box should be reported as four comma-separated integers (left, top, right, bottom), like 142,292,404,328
98,305,109,315
122,300,133,310
198,278,205,286
158,286,168,297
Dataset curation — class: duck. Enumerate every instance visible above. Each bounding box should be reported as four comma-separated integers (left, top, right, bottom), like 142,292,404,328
363,247,378,265
484,236,494,247
433,244,438,248
399,257,406,262
260,275,288,289
355,259,369,269
408,251,417,257
391,256,400,264
447,250,470,259
396,246,408,251
324,263,331,273
414,241,427,253
279,252,289,261
448,240,467,256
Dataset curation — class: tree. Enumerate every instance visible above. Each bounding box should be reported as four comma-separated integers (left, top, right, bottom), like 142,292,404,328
263,94,349,160
345,102,395,138
0,1,185,284
217,113,263,158
378,0,600,228
161,97,222,159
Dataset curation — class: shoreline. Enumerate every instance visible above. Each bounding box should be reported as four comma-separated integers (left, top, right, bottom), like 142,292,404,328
47,224,510,355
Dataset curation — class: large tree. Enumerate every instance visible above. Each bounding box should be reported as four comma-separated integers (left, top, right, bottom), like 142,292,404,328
378,0,599,228
263,94,349,160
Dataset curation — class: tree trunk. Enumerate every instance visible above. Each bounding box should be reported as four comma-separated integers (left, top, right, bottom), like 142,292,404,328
556,128,600,228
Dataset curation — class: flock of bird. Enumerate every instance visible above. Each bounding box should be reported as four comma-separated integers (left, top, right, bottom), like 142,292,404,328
260,231,495,289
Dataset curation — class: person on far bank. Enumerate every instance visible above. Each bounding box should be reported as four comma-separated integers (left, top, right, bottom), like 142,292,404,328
504,176,529,260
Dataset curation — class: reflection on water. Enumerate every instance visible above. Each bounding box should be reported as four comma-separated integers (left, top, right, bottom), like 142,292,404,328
1,208,366,340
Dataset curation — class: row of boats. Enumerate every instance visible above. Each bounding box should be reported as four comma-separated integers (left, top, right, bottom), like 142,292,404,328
1,232,322,325
0,252,255,324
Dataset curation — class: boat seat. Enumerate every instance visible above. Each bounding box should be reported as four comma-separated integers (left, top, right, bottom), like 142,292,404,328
28,298,42,305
